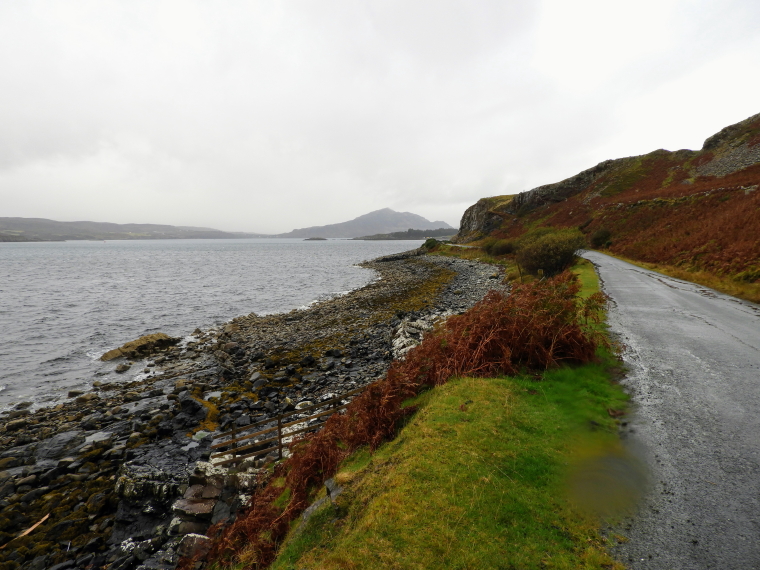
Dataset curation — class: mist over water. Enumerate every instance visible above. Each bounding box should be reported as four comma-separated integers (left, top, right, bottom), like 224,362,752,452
0,238,423,411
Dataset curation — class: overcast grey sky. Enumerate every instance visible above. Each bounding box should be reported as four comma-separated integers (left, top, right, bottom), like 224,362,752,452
1,1,759,233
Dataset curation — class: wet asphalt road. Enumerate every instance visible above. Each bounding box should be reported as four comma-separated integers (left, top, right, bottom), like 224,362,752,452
583,252,760,570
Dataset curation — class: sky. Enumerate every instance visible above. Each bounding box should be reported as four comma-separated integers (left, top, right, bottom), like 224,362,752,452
1,1,759,234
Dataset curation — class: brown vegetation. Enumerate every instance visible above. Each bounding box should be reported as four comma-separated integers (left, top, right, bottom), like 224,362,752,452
196,273,608,570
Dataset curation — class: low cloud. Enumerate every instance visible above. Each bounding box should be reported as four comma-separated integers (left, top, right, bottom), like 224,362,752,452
1,0,759,232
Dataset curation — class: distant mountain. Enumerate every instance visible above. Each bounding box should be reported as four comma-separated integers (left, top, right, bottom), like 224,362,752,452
0,217,266,242
276,208,454,239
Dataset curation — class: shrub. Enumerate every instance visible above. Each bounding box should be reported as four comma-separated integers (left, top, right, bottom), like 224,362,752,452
200,274,608,570
422,238,439,250
487,239,515,256
590,228,612,248
479,237,497,254
516,229,586,276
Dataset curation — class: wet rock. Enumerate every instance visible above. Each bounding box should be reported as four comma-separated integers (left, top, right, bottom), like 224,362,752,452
76,392,99,404
8,409,31,419
176,520,209,535
87,491,109,514
115,364,132,374
101,333,180,361
177,533,211,558
0,457,19,469
27,555,48,570
16,474,37,487
210,500,231,524
172,498,215,520
178,393,206,417
48,560,76,570
4,418,28,431
35,430,85,462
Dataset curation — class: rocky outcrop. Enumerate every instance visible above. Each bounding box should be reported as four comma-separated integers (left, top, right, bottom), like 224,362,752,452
509,159,622,214
101,334,180,361
452,111,760,244
701,111,760,151
451,197,511,243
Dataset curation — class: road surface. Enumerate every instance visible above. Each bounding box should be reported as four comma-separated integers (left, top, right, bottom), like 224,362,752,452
583,251,760,570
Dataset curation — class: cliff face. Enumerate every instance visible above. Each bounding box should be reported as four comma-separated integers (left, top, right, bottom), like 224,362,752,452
452,196,513,243
452,112,760,281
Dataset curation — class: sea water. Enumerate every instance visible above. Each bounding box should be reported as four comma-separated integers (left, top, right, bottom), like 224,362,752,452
0,238,422,410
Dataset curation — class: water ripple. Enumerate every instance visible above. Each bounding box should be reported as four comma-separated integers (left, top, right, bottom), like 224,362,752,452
0,238,422,409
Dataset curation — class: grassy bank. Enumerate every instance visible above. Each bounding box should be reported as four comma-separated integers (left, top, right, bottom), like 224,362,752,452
269,261,630,569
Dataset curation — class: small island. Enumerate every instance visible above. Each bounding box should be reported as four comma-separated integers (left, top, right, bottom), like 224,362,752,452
303,237,328,241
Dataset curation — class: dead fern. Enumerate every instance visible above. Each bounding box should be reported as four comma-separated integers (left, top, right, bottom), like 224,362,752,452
194,272,608,570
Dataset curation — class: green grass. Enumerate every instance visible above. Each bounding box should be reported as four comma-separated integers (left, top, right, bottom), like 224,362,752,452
270,262,631,570
571,258,600,298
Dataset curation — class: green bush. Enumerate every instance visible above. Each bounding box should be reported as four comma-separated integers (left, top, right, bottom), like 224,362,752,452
422,238,439,250
480,237,497,253
483,238,515,256
590,228,612,248
516,229,586,276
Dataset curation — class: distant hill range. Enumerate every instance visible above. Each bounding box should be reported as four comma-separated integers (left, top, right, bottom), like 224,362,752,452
275,208,453,239
0,208,454,242
453,112,760,284
0,218,265,242
354,228,457,240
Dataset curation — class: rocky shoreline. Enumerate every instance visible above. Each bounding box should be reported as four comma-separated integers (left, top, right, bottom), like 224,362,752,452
0,250,505,570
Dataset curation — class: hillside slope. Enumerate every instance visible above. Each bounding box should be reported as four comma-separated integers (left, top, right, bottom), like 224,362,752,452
453,112,760,285
0,217,264,241
275,208,453,238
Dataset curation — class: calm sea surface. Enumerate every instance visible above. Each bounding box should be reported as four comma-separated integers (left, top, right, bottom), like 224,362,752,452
0,238,423,411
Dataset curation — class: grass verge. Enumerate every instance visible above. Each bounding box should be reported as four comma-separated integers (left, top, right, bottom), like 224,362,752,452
271,263,630,570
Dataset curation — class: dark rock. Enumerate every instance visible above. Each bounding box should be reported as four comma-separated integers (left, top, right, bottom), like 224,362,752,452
109,554,136,570
47,560,75,570
101,333,180,361
20,486,48,503
28,555,47,570
0,480,15,498
83,536,104,552
177,534,211,559
8,410,30,419
300,355,316,367
176,521,209,535
4,418,28,431
211,500,231,524
75,553,94,567
178,394,206,418
132,538,158,562
86,491,108,514
16,474,37,486
172,498,215,520
0,457,20,469
47,518,86,539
